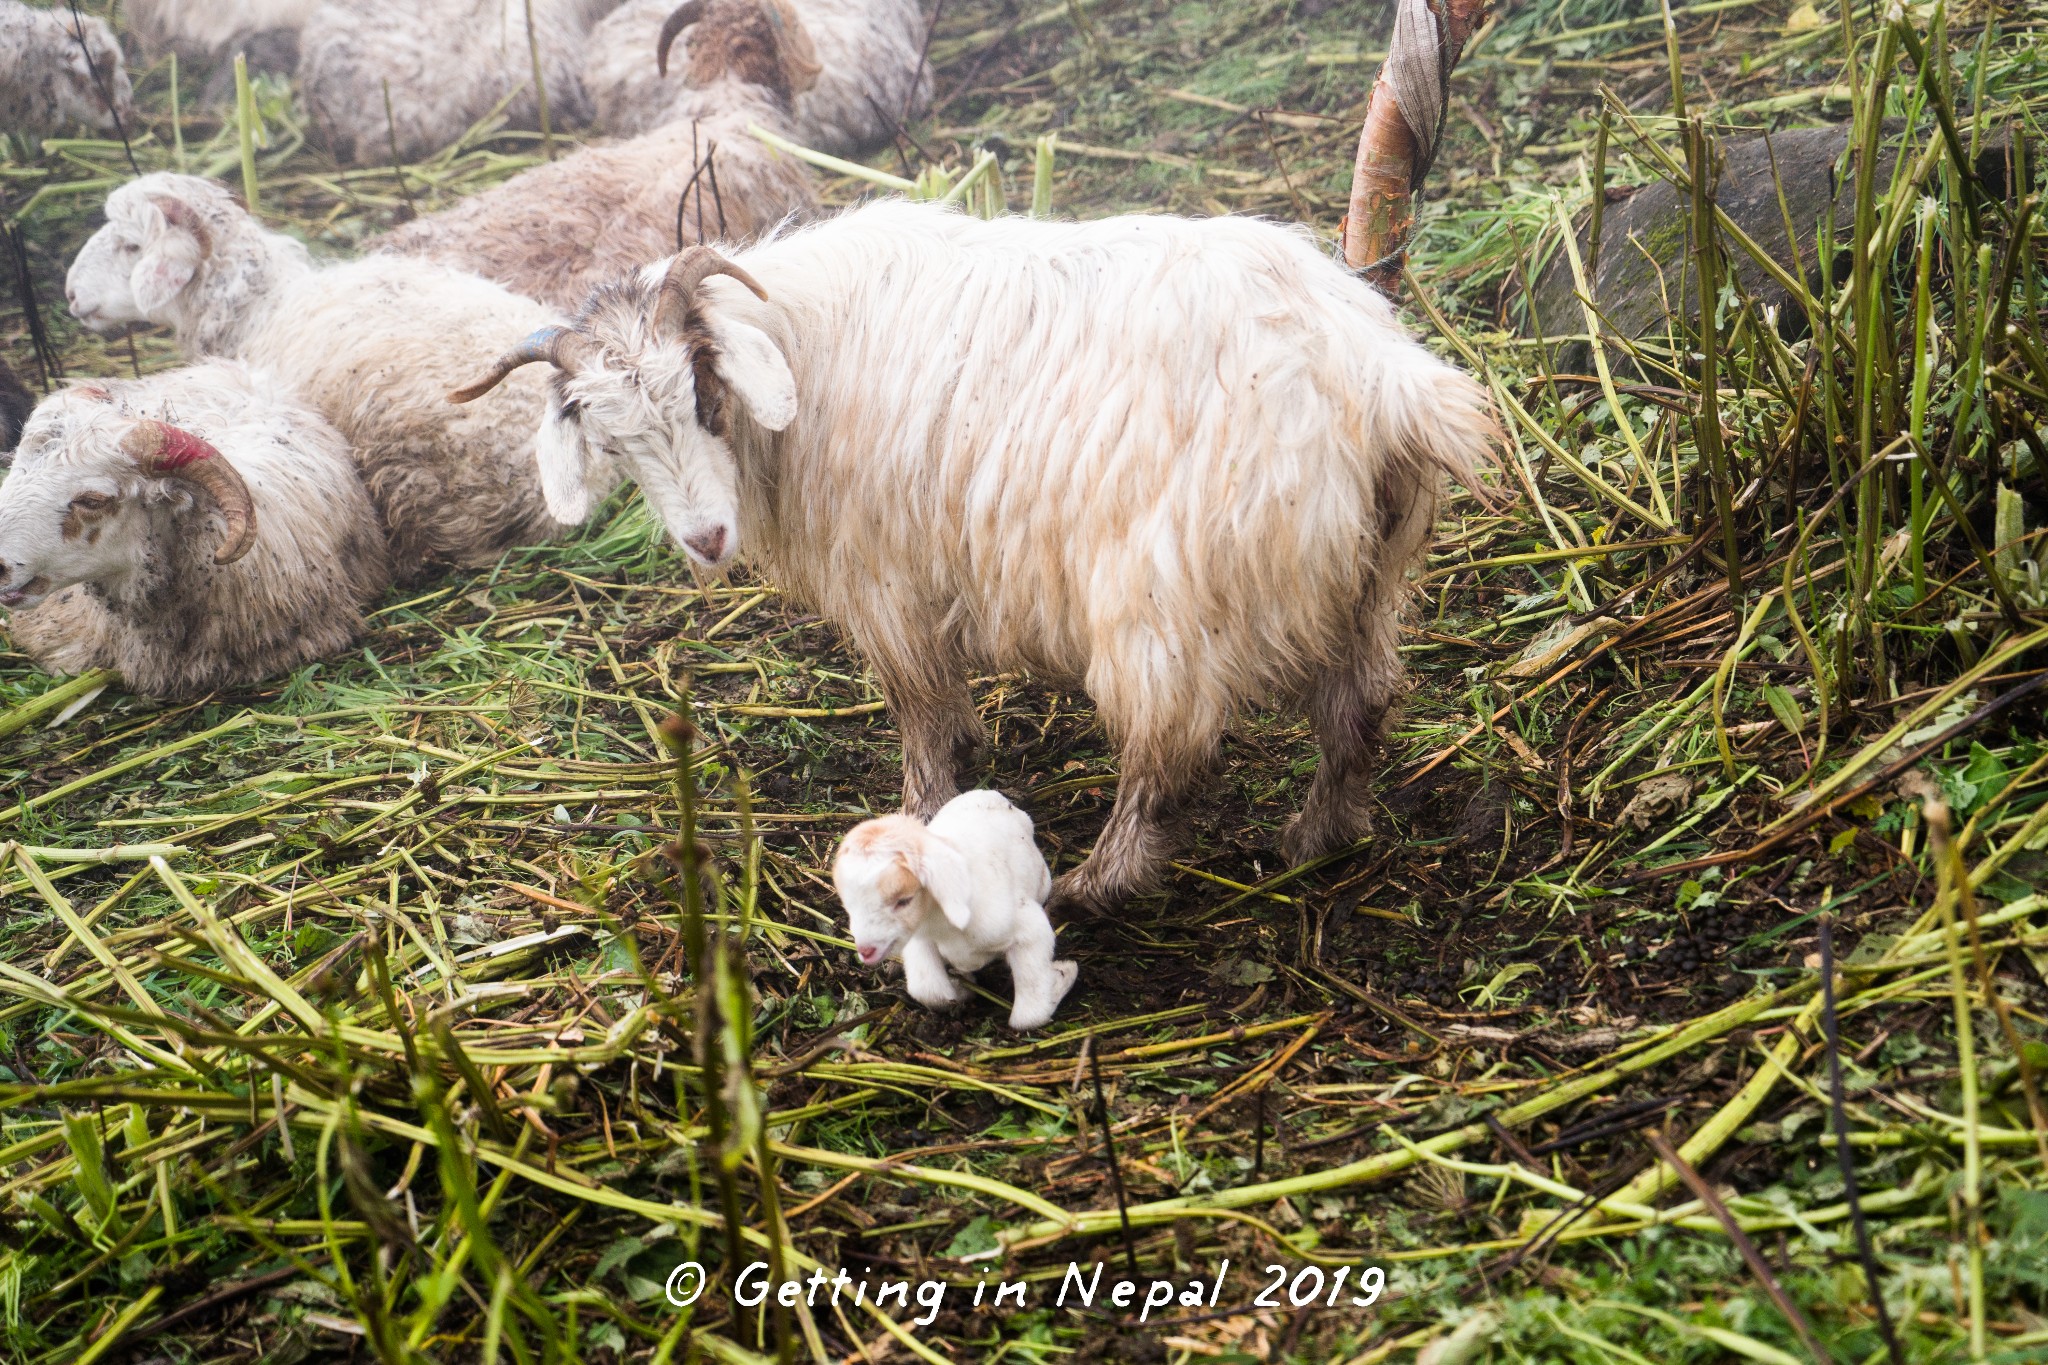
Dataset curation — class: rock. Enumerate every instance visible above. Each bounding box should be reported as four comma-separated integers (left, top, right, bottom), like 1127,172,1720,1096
1618,772,1694,831
1525,122,2017,370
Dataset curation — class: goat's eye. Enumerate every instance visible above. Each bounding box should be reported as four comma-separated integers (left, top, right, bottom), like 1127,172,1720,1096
892,896,913,910
118,242,139,255
69,492,114,511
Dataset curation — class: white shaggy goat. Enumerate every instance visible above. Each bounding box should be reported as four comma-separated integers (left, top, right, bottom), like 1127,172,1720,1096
0,361,389,699
451,204,1497,907
298,0,620,165
0,0,133,138
65,173,567,577
585,0,928,154
835,790,1075,1031
374,0,815,311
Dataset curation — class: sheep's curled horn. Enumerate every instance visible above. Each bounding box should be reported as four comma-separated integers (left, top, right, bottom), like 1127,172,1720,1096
657,0,821,91
122,421,256,564
655,0,705,75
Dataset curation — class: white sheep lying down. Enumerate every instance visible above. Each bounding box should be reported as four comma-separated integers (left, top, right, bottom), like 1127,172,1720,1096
374,0,816,311
0,361,389,699
452,202,1497,908
585,0,929,154
834,790,1075,1030
299,0,620,165
65,173,567,577
0,0,133,138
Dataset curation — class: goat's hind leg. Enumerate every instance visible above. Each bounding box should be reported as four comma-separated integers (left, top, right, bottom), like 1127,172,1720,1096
1281,644,1396,865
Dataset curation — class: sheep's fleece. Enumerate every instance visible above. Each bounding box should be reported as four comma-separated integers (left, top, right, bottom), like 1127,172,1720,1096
65,173,567,576
0,361,389,699
585,0,929,153
373,0,816,309
299,0,620,164
0,0,133,137
123,0,318,59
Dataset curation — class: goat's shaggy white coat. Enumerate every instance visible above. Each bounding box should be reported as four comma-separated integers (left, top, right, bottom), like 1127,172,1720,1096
460,201,1497,905
584,0,928,153
374,0,815,310
0,0,132,137
65,174,567,577
834,790,1074,1030
0,361,389,698
298,0,619,165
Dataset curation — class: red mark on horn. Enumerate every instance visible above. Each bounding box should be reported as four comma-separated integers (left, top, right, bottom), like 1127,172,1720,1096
149,426,217,471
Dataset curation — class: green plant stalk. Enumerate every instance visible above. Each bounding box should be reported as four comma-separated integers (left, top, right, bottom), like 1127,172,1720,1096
1032,134,1056,217
1931,806,1987,1361
1909,196,1938,602
1687,117,1743,606
523,0,552,162
749,123,914,191
234,52,259,215
168,51,184,171
0,668,116,741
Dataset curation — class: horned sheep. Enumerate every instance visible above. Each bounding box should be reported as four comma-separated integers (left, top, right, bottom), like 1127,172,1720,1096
65,173,567,577
585,0,929,154
451,203,1497,908
0,360,389,699
0,0,133,139
374,0,815,311
298,0,620,165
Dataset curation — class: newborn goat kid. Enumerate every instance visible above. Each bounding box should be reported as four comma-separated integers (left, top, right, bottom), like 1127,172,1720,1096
834,791,1076,1031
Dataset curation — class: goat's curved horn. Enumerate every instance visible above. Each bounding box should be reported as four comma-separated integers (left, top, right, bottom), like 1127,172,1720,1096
656,0,709,77
448,326,593,404
763,0,822,95
122,421,255,564
146,195,212,257
653,246,769,337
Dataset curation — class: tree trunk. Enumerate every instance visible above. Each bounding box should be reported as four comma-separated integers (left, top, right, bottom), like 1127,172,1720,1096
1342,0,1491,293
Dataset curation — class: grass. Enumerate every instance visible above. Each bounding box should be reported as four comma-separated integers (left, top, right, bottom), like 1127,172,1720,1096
2,0,2048,1361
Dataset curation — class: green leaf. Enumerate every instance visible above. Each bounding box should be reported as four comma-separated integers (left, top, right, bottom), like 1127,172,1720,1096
1762,683,1806,735
943,1214,1000,1259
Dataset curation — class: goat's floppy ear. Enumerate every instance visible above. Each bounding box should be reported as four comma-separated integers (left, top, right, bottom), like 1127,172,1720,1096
707,318,796,432
535,400,601,524
909,832,975,931
132,195,209,317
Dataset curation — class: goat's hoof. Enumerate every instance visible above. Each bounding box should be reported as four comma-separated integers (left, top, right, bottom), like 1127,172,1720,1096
1048,864,1127,915
1280,809,1372,866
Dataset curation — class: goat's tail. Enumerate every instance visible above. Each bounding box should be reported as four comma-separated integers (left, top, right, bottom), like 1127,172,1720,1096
1380,355,1509,511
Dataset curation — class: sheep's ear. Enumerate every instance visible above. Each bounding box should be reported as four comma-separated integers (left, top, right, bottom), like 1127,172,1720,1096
132,199,207,316
535,402,599,524
910,834,975,931
707,319,796,432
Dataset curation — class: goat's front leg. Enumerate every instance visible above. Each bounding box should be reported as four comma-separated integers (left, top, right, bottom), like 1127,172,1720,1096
868,647,984,820
899,936,965,1010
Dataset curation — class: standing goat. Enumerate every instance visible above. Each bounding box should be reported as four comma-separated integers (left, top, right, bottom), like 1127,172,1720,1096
451,203,1497,907
374,0,815,311
298,0,619,165
0,0,133,138
65,174,567,576
0,361,389,698
585,0,928,154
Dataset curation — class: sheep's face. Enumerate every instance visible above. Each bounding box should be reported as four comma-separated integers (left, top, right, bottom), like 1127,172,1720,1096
833,819,933,966
451,251,796,570
68,178,215,332
42,18,133,133
0,397,157,612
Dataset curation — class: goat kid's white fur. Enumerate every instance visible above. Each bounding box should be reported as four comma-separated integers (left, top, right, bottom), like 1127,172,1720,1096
834,790,1075,1031
467,200,1498,904
66,174,566,576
